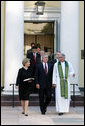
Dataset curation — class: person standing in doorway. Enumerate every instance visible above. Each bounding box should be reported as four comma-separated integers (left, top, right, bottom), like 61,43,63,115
27,45,41,77
27,42,35,55
37,46,41,55
51,51,61,65
40,50,45,62
27,45,41,93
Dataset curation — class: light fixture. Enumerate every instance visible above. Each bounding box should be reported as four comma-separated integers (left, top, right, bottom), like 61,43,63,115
35,1,45,15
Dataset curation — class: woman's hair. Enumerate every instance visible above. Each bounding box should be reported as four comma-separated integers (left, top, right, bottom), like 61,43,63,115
22,58,30,66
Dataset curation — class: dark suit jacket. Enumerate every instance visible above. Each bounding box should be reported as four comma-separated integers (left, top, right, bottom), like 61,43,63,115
51,59,57,65
35,62,53,89
50,59,57,74
27,49,32,54
27,52,41,76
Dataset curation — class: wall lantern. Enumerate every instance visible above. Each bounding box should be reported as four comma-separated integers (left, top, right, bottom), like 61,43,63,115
35,1,45,15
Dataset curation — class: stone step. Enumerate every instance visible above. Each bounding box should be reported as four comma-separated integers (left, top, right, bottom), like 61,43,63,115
71,96,84,101
1,94,84,101
1,95,39,101
1,93,84,107
1,101,84,106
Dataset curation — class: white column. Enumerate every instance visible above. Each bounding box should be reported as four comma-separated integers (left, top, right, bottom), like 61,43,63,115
60,1,79,85
4,1,24,92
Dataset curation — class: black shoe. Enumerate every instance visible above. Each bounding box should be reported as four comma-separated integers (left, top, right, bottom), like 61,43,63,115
44,107,47,113
22,112,24,114
25,114,28,116
58,113,63,116
41,111,45,115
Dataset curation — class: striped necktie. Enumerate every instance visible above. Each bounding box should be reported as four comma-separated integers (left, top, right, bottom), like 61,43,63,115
45,63,47,74
34,53,36,63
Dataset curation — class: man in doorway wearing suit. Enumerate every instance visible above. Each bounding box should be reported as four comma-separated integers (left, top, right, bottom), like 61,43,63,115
27,45,41,77
27,42,35,54
51,51,61,65
35,55,53,115
27,45,41,93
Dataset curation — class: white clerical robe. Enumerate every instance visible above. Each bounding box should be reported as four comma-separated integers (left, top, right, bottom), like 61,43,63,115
52,61,75,113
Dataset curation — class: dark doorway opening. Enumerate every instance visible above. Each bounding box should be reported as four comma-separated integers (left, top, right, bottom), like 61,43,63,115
24,21,54,59
24,21,54,93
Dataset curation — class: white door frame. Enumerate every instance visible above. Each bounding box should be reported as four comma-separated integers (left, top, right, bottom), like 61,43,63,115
24,7,61,55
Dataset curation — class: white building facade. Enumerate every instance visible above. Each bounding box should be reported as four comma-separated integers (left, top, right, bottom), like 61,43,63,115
1,1,84,94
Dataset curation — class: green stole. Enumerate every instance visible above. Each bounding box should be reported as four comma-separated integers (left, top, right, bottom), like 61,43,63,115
58,61,69,99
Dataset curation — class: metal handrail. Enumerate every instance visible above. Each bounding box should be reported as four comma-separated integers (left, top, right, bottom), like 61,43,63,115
10,84,16,107
70,83,78,107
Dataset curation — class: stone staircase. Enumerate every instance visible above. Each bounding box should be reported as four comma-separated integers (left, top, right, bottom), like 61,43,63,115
1,93,84,107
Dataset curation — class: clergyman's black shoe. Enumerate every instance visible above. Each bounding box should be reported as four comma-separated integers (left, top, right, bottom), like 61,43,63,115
58,113,63,116
41,111,45,115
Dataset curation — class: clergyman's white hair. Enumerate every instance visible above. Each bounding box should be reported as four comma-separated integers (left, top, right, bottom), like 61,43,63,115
61,53,65,57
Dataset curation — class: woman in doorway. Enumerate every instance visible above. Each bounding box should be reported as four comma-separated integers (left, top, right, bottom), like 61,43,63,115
16,58,33,116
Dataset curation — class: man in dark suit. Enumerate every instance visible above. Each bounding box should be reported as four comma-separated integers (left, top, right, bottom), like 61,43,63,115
35,55,53,115
27,45,41,77
51,51,61,65
27,45,41,93
27,42,35,54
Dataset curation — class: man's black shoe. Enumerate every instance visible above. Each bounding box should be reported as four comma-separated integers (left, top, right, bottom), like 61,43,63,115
41,111,45,115
44,107,47,113
58,113,63,116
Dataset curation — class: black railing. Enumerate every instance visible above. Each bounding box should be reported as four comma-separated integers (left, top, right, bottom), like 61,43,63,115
10,84,16,107
70,84,78,107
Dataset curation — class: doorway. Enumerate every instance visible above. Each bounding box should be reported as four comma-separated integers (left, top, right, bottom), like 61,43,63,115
24,21,55,60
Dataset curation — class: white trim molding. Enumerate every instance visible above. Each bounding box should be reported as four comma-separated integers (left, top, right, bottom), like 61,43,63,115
24,7,61,21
